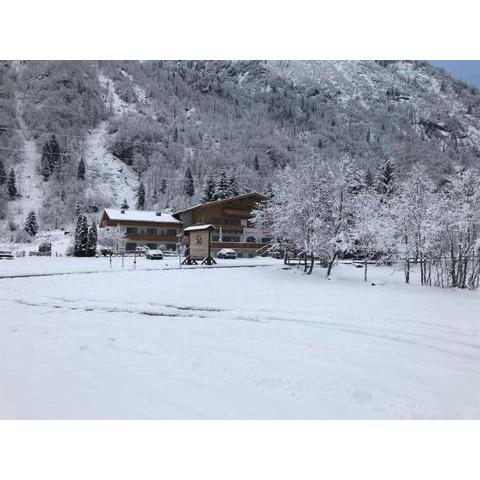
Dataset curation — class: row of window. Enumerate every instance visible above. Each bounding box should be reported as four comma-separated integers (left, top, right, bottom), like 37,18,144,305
126,227,178,236
210,217,242,226
211,236,272,243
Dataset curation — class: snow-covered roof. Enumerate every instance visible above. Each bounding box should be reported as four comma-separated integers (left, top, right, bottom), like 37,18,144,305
184,224,216,232
103,209,182,224
174,192,268,215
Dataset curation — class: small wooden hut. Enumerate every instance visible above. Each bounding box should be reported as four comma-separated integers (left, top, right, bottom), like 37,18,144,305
182,224,217,265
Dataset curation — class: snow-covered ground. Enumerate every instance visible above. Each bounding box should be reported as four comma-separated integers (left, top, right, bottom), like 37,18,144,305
84,121,138,209
0,255,273,277
0,261,479,419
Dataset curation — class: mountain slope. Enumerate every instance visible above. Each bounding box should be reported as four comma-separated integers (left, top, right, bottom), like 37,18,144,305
1,60,480,236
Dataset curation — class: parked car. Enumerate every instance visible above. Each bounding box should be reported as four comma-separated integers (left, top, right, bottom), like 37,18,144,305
136,245,149,255
217,248,237,259
146,249,163,260
0,250,14,260
100,247,114,257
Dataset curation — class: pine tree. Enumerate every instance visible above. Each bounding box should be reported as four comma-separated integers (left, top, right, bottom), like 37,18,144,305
77,157,86,181
265,183,275,199
137,181,145,209
40,143,50,181
40,135,62,179
227,175,240,197
253,154,260,172
375,157,395,196
365,168,374,188
7,169,17,199
24,210,39,236
160,178,167,195
214,171,229,200
73,214,89,257
0,159,6,185
183,167,195,197
202,171,216,202
48,134,61,173
121,198,129,209
86,221,97,257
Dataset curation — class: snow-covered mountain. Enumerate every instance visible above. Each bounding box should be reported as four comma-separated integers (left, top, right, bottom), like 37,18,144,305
1,60,480,236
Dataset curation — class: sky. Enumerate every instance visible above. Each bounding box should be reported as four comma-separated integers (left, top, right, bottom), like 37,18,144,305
429,61,480,88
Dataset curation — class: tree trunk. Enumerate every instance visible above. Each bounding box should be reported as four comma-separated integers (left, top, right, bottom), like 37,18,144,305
405,257,410,284
326,253,337,277
307,252,314,275
364,259,368,282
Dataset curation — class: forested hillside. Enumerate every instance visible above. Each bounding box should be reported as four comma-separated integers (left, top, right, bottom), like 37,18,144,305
1,60,480,239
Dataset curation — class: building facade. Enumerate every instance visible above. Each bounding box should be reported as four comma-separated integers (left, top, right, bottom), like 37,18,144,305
99,208,182,252
174,192,271,258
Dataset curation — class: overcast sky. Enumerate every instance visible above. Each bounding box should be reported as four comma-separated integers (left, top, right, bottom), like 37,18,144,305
429,61,480,88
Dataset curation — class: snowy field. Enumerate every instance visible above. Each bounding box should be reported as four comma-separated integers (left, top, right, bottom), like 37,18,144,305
0,254,274,277
0,259,479,419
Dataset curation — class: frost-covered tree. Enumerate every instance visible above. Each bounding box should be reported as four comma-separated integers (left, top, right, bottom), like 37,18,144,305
353,189,396,281
7,169,17,199
73,214,89,257
97,226,126,252
137,181,145,209
426,168,480,288
86,221,97,257
0,187,7,219
227,175,240,197
121,198,129,209
390,164,436,283
364,167,374,188
40,135,62,180
253,154,260,172
214,171,229,200
40,144,51,181
258,154,368,276
24,210,39,236
159,178,167,195
77,157,86,180
256,159,332,275
375,157,395,196
202,171,216,202
0,159,6,185
183,167,195,197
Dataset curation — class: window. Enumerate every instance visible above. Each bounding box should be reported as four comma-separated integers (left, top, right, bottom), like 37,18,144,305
167,229,177,236
223,236,240,242
126,242,136,251
126,227,137,234
246,236,256,243
261,237,273,243
147,228,156,235
147,243,157,249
